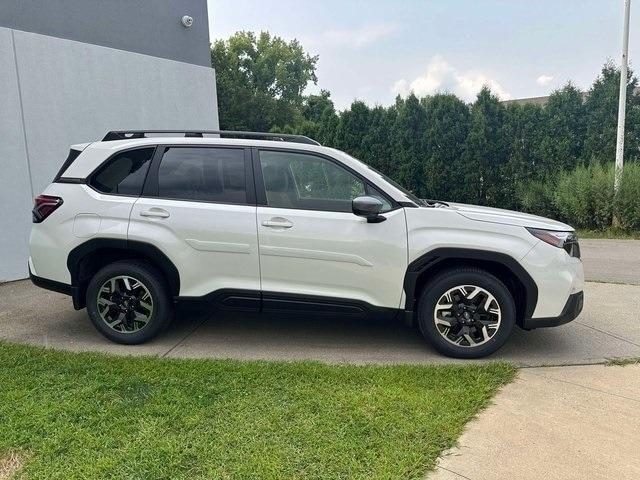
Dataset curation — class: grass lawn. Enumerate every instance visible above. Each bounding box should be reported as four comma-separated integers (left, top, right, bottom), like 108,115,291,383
0,342,515,480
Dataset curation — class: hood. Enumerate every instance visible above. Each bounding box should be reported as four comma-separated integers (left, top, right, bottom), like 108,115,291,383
448,202,573,231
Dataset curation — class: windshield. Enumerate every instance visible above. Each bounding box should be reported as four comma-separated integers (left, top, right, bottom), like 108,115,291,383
344,154,425,206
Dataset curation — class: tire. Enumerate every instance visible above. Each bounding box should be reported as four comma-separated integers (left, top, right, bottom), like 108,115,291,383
85,260,173,344
416,268,515,359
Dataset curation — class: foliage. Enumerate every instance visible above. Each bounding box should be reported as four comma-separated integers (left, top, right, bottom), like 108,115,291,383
616,162,640,230
517,177,559,220
554,163,614,229
583,61,640,164
518,163,640,231
211,31,318,131
0,342,515,479
212,34,640,231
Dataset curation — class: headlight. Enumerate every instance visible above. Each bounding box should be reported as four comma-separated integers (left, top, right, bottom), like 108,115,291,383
526,228,580,258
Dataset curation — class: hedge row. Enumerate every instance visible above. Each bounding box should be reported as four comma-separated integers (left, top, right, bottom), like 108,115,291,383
518,163,640,231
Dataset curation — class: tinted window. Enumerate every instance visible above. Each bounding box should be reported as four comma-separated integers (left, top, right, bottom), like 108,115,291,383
259,150,391,212
90,147,154,195
158,147,246,203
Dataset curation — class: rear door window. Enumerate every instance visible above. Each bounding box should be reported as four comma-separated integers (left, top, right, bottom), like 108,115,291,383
157,147,247,204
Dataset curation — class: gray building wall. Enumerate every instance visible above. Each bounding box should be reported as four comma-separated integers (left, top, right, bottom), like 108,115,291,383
0,1,218,282
0,0,212,67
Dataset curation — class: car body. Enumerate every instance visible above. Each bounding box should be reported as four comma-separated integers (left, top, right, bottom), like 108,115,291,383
29,130,584,358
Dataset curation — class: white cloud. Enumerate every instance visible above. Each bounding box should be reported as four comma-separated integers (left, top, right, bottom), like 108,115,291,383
536,74,554,86
309,23,398,48
391,55,511,102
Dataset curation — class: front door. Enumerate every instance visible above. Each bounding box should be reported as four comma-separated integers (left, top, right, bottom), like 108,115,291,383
254,148,408,311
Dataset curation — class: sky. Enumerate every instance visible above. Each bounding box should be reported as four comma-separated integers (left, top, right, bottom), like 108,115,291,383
207,0,639,110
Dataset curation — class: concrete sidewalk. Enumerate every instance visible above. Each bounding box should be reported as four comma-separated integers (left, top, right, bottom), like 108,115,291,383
428,364,640,480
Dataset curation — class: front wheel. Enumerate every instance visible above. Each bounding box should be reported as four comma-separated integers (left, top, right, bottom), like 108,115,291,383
86,260,173,344
417,268,516,358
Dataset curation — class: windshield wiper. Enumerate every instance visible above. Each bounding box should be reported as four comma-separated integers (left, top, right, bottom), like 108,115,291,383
421,199,450,208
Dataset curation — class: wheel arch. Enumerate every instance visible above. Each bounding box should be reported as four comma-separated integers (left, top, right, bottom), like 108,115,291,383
403,248,538,326
67,239,180,309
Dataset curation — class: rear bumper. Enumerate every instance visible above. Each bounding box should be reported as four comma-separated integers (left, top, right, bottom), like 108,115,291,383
29,264,83,309
523,291,584,329
29,267,72,296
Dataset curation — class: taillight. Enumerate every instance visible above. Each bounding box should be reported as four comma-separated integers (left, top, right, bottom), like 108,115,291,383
32,195,63,223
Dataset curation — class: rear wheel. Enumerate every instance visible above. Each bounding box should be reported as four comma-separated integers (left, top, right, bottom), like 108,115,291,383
86,261,173,344
417,268,515,358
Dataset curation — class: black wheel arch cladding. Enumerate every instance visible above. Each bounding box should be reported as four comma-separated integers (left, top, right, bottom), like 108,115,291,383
403,248,538,321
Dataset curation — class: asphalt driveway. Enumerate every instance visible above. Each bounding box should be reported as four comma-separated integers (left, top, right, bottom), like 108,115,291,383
1,239,639,366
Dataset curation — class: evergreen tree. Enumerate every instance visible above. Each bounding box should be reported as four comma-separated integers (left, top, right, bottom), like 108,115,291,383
460,87,506,205
393,94,428,196
359,106,396,173
421,94,471,200
333,101,372,160
501,102,545,209
537,83,585,174
583,62,640,164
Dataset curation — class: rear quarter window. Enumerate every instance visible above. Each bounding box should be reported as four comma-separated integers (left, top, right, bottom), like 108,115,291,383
89,147,154,195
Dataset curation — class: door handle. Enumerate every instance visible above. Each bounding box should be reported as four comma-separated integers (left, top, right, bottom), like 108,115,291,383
140,208,170,219
261,218,293,229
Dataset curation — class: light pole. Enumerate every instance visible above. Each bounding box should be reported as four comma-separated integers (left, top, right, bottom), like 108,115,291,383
613,0,631,226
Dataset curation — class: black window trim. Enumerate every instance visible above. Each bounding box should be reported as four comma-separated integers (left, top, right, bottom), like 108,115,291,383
141,144,256,206
85,145,158,198
251,146,400,213
53,147,84,182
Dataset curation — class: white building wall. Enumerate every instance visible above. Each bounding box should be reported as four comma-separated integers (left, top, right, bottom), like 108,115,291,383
0,27,219,281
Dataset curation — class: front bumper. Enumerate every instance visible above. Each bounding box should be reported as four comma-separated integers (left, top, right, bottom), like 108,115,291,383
522,291,584,329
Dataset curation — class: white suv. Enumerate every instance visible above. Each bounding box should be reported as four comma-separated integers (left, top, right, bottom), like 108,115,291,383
29,130,584,358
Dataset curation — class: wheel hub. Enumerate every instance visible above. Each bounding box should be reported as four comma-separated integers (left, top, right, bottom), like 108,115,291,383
433,285,502,348
97,275,153,333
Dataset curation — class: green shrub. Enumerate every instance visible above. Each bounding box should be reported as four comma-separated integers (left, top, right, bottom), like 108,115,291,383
554,163,614,230
517,162,640,232
517,177,559,219
616,162,640,230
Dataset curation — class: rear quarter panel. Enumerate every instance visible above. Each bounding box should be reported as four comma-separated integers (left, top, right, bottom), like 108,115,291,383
29,184,135,283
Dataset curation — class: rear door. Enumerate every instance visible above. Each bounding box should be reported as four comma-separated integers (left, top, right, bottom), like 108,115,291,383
128,145,260,304
254,148,408,312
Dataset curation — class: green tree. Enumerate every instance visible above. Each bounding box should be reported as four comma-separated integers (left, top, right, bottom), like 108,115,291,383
583,62,640,164
301,90,335,123
333,100,372,160
537,84,585,174
460,87,506,205
392,94,428,196
211,31,318,131
421,94,471,200
500,102,546,209
359,105,397,175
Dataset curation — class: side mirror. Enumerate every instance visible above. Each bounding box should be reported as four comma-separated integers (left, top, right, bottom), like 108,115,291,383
352,196,386,223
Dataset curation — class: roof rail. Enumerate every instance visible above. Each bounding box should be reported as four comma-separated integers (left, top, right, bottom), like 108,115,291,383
101,130,321,146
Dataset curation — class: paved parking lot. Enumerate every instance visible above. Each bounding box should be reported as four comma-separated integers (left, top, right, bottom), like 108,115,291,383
1,239,639,366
